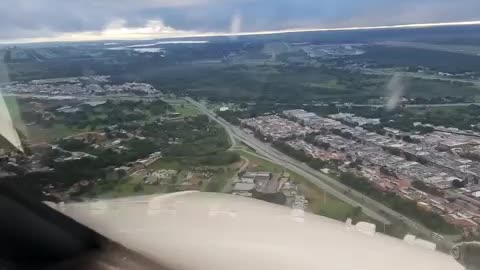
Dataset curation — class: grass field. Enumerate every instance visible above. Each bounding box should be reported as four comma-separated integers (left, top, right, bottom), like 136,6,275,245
23,124,87,143
234,150,412,237
234,150,367,222
89,157,244,198
89,175,166,199
147,159,186,171
174,104,201,117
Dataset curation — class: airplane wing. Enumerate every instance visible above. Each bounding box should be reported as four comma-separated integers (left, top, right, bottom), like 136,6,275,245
53,192,465,270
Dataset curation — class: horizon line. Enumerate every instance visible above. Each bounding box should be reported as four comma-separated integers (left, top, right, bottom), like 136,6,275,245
3,20,480,45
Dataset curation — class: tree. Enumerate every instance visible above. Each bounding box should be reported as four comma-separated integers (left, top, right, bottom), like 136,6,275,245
133,183,144,192
352,206,362,218
452,179,466,188
117,169,128,180
58,139,88,152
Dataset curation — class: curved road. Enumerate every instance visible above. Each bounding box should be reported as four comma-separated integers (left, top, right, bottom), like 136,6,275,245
185,97,450,242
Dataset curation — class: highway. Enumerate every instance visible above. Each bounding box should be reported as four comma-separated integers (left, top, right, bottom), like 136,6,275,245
185,97,450,241
348,103,480,108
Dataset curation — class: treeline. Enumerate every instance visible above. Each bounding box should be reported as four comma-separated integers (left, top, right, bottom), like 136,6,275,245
352,46,480,73
61,100,173,129
217,102,313,125
272,141,310,162
272,141,334,170
42,115,237,189
43,138,160,186
326,104,480,132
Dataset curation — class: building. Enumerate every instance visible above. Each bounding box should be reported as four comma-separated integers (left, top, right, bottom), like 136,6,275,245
243,172,272,182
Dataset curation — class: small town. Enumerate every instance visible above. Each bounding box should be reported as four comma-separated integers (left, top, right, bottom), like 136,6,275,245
241,109,480,235
0,76,161,98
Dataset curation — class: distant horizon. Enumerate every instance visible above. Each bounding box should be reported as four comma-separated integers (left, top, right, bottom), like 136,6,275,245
2,20,480,46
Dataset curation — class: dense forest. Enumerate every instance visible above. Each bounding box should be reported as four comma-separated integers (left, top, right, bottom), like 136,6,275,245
6,36,480,105
39,114,237,189
350,46,480,73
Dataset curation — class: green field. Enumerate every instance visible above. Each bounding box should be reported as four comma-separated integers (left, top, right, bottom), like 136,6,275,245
204,169,236,192
234,150,367,222
88,156,244,199
173,103,201,117
235,150,413,237
23,124,87,143
89,175,165,199
164,98,202,117
147,159,186,171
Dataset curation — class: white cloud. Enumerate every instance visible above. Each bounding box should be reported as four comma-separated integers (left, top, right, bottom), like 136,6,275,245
2,0,480,43
5,19,480,44
2,19,209,44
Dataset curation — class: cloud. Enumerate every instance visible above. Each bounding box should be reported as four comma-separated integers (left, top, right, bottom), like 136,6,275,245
1,0,480,42
5,20,208,43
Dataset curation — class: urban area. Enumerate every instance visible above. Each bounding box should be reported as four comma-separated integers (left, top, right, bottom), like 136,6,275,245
240,109,480,237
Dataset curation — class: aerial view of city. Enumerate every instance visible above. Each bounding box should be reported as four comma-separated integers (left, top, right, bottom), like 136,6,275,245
1,2,480,267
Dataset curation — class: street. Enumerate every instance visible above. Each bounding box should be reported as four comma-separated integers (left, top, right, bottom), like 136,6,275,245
185,97,452,242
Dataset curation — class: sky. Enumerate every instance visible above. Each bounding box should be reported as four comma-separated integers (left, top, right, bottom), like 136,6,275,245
2,0,480,43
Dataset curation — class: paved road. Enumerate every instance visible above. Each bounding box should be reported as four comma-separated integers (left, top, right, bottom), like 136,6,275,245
185,97,452,241
306,102,480,108
186,97,389,223
224,123,237,150
350,103,480,108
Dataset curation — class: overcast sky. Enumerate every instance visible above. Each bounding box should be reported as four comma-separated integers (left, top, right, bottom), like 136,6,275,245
2,0,480,42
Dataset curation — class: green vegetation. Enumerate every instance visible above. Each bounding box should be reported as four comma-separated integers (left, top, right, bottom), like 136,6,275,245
234,151,286,173
205,169,235,192
217,102,302,125
91,177,144,199
301,180,364,222
147,159,185,171
272,140,339,170
173,103,201,117
61,100,172,129
42,114,237,190
8,50,480,106
332,104,480,132
88,156,244,198
24,124,87,143
338,172,458,234
303,79,340,89
234,150,367,222
351,45,480,73
269,137,458,235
